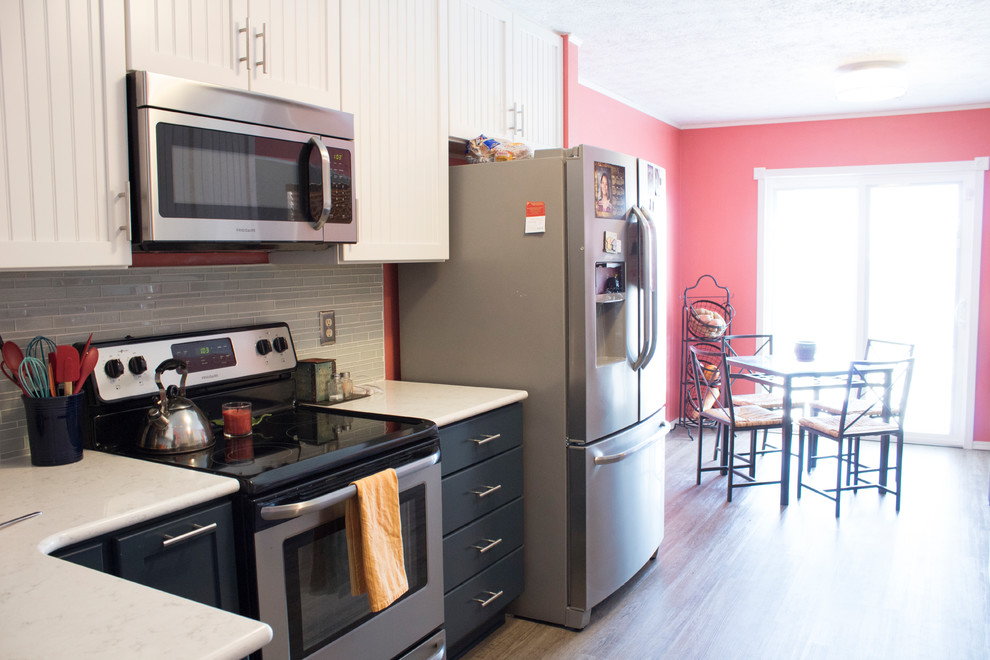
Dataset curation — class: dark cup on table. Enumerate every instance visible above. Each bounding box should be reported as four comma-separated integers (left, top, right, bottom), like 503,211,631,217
794,341,817,362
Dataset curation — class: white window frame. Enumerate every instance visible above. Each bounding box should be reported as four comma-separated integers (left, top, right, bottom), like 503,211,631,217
754,157,988,448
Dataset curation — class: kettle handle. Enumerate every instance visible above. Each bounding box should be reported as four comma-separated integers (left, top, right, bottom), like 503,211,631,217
155,358,190,397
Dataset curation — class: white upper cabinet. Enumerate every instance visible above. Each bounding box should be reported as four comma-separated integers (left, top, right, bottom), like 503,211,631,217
337,0,449,263
448,0,562,148
0,0,132,270
127,0,341,109
510,14,564,149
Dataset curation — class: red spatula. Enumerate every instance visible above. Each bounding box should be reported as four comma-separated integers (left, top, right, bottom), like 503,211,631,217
54,345,80,395
73,347,99,394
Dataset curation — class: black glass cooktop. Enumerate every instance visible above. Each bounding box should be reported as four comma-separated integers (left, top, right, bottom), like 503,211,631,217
121,407,437,495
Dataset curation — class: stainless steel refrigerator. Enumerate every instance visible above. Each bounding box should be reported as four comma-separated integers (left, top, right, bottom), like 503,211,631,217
398,144,668,629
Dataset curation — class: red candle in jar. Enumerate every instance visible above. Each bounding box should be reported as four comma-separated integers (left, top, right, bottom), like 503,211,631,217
222,402,253,437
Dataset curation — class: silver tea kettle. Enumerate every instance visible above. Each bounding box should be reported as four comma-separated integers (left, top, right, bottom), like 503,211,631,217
138,359,215,454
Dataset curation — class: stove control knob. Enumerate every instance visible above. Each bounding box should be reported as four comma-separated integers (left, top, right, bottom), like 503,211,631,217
273,336,289,353
256,339,273,356
128,356,148,375
105,359,125,379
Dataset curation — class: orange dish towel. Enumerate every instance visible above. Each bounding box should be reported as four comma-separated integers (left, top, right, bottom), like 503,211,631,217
345,468,409,612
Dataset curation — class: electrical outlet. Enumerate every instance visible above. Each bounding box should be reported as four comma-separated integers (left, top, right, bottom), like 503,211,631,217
319,310,336,345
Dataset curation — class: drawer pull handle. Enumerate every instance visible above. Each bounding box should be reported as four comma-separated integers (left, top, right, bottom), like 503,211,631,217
471,538,503,554
470,484,502,498
473,590,504,608
470,433,501,446
162,523,217,549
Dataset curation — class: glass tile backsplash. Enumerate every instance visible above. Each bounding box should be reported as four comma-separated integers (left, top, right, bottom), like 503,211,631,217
0,264,385,461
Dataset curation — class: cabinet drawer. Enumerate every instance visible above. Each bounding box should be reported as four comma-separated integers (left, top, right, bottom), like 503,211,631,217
442,447,523,535
440,403,523,476
443,498,524,592
444,547,524,656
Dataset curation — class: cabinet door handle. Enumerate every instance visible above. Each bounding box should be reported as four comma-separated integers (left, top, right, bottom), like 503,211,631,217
238,21,250,71
507,102,518,136
517,104,525,138
255,23,268,74
162,522,217,549
472,590,504,608
470,484,502,498
471,537,503,554
469,433,501,446
115,188,131,240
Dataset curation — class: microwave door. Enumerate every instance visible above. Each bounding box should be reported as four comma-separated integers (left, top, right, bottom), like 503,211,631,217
138,108,355,245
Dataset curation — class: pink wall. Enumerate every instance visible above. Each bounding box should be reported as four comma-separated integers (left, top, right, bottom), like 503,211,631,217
679,109,990,443
563,34,988,441
562,37,685,424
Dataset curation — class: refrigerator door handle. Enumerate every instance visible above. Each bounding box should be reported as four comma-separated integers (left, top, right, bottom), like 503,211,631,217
593,422,667,465
641,206,659,369
629,206,656,371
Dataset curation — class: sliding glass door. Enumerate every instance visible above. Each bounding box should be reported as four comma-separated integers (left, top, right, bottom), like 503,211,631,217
756,159,987,447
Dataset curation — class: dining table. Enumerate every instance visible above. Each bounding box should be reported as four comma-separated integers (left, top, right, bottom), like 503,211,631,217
726,353,885,506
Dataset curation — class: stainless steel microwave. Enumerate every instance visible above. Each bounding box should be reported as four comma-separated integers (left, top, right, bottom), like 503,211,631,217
126,70,356,251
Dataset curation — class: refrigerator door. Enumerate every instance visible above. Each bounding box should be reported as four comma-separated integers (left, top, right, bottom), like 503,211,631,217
566,413,667,629
636,160,668,421
564,146,643,444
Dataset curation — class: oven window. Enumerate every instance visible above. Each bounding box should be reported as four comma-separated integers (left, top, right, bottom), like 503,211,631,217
282,485,427,659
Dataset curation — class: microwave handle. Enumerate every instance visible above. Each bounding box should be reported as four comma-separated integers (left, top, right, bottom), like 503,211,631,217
306,136,333,230
259,450,439,521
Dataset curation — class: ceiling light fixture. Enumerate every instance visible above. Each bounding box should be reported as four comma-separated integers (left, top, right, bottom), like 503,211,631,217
834,60,908,102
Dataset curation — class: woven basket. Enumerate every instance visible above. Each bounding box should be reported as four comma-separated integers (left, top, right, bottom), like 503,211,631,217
687,300,731,338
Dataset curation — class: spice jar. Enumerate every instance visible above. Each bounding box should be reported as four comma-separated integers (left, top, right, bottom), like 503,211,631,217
341,372,353,399
328,374,344,402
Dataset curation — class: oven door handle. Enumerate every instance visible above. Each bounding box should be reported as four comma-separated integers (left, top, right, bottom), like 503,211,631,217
259,450,440,521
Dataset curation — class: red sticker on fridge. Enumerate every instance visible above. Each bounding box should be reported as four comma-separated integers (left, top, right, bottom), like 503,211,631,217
525,201,546,234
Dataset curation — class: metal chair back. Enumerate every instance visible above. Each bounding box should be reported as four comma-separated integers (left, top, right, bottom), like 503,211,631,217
838,357,915,434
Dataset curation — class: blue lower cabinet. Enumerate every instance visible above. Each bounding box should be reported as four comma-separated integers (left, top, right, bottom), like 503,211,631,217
53,499,240,614
439,405,524,658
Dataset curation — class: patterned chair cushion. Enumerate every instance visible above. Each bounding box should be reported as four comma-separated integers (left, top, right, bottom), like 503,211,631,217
704,405,783,428
798,413,899,439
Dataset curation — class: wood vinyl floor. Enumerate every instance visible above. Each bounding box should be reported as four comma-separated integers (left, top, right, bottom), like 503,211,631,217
463,426,990,660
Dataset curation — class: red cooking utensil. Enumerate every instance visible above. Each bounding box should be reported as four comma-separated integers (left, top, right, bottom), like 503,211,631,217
73,347,99,394
2,338,24,374
1,339,28,395
1,362,28,396
54,345,80,395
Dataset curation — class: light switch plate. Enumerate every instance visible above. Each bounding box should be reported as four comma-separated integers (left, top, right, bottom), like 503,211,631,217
319,310,336,345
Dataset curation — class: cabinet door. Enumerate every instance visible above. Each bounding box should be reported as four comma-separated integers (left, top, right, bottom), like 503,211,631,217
0,0,131,270
113,502,240,613
127,0,250,89
54,541,108,573
247,0,342,108
448,0,511,140
339,0,449,263
510,15,562,149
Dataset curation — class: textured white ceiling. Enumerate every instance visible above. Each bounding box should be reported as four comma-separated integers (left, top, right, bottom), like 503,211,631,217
498,0,990,127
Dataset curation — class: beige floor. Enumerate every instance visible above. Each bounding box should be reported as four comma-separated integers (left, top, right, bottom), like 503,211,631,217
463,426,990,659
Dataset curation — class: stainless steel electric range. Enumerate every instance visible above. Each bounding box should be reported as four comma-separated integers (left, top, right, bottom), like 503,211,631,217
82,323,446,660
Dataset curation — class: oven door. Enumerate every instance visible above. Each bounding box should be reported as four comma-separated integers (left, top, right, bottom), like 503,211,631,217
133,107,357,246
254,451,443,660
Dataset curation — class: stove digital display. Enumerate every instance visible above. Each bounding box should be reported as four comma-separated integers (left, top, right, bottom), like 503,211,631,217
171,337,237,373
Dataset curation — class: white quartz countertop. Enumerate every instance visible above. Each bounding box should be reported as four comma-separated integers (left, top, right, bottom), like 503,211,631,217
0,380,522,659
324,380,528,426
0,451,272,660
